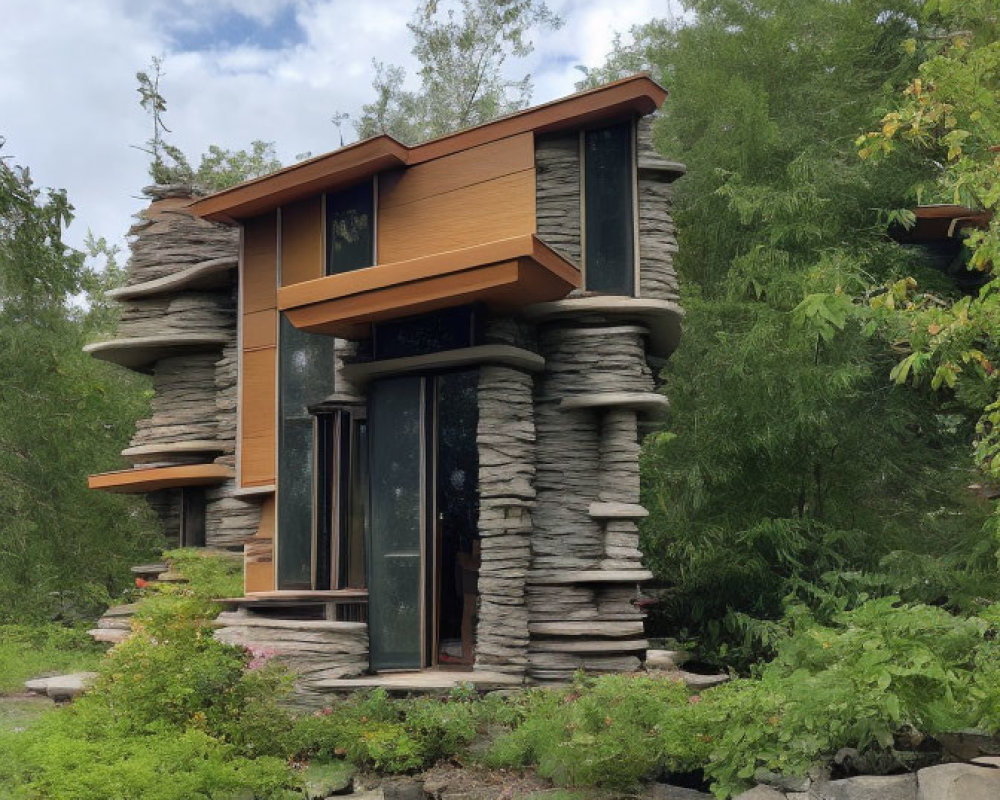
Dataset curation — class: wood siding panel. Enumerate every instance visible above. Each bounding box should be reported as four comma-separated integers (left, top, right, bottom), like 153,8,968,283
242,348,276,439
243,309,277,351
378,134,534,209
244,496,276,594
241,434,276,487
280,196,324,286
378,169,536,264
243,212,278,313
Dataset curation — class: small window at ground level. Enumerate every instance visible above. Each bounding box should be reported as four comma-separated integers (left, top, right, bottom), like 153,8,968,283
584,121,636,296
326,180,375,275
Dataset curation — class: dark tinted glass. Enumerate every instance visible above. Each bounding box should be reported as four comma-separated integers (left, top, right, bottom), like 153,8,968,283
372,306,480,360
584,122,635,295
368,376,423,669
326,181,374,275
276,315,336,589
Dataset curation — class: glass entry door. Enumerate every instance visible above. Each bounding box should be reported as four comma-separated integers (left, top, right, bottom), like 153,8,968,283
366,370,479,672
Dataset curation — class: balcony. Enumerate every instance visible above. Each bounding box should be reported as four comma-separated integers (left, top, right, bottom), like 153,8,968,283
277,235,580,338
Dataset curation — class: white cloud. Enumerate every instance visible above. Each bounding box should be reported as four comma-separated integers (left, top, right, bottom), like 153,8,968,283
1,0,680,256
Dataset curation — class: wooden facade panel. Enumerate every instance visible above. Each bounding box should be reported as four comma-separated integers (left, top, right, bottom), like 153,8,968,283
378,169,537,264
280,196,324,286
243,212,278,313
243,309,277,351
378,134,534,210
244,496,275,594
241,347,276,439
241,433,276,487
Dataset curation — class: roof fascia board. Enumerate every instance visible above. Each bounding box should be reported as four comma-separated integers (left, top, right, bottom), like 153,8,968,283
189,74,667,222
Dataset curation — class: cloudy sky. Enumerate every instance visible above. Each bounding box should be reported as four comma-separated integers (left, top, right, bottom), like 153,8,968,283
1,0,681,257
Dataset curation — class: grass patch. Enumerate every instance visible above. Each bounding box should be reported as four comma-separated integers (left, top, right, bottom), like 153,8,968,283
0,696,52,735
0,624,104,694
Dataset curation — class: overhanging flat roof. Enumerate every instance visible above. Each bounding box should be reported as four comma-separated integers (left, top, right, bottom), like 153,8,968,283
188,74,667,222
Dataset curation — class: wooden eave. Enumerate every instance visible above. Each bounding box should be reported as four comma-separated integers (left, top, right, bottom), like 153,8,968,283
276,234,581,337
188,74,667,222
894,204,993,243
88,463,234,493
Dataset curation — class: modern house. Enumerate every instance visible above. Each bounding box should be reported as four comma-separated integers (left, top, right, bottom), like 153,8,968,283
86,74,685,700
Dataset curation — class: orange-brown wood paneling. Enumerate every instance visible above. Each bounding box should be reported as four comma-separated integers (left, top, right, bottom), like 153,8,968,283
377,139,536,264
280,196,324,286
244,496,276,594
240,348,276,487
89,464,233,493
379,134,533,209
240,212,278,490
242,309,277,351
242,213,278,313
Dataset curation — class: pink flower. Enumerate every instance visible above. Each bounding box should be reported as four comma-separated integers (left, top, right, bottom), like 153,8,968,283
688,694,702,704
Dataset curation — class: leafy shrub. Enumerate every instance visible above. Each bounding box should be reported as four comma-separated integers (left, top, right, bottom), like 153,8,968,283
487,674,701,788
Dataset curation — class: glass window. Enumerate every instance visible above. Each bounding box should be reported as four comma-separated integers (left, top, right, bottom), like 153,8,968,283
584,122,635,296
326,181,374,275
371,305,481,361
276,314,336,589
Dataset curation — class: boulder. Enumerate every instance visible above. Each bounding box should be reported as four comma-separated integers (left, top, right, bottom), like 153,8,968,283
646,783,714,799
732,787,786,800
813,774,916,800
917,762,1000,800
24,671,99,702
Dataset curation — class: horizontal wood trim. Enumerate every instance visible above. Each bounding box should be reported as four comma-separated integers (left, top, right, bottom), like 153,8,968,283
243,213,278,313
378,169,535,264
280,196,324,286
189,75,666,221
378,134,533,210
88,464,233,493
242,309,277,351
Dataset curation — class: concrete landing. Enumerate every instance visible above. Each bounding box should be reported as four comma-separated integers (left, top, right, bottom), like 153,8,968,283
315,670,523,693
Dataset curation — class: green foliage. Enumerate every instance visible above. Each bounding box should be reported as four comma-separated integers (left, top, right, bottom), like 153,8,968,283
136,57,281,190
0,624,104,694
0,142,161,623
356,0,562,143
572,0,1000,665
487,675,702,788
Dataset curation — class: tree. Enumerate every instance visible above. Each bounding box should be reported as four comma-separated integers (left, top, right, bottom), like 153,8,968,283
0,143,160,621
136,58,282,191
356,0,562,143
583,0,995,665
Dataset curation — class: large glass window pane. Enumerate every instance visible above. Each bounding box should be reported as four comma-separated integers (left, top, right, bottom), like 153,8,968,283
276,314,336,589
326,181,374,275
368,376,423,670
584,122,635,296
372,305,481,361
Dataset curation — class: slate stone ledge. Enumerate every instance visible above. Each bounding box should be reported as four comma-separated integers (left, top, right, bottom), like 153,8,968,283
121,440,226,463
107,256,238,300
589,501,649,520
529,569,654,584
84,333,231,373
523,296,683,359
343,345,544,386
528,621,645,637
560,391,669,419
531,638,649,652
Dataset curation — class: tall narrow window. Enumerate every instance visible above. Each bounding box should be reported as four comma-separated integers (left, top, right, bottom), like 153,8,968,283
276,314,336,589
326,180,375,275
584,121,635,296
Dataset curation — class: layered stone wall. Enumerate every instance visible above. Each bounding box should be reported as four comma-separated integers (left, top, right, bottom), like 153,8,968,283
637,116,682,303
535,133,581,266
474,365,536,678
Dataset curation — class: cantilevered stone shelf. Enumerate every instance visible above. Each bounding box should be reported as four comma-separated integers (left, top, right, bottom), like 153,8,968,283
524,296,683,359
108,256,238,300
342,345,545,386
560,391,669,419
84,333,231,372
529,621,645,637
529,569,654,585
121,440,226,463
532,639,649,652
588,502,649,520
315,671,523,693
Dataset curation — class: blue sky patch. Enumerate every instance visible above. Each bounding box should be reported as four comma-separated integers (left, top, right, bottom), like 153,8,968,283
169,4,305,52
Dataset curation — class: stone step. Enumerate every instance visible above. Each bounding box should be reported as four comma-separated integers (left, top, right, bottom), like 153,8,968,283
528,621,645,637
589,501,649,520
531,638,648,652
88,628,130,644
